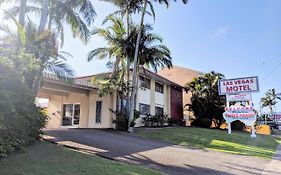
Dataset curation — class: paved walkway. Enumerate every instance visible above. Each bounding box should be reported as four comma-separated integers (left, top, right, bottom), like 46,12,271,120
43,129,281,175
262,136,281,175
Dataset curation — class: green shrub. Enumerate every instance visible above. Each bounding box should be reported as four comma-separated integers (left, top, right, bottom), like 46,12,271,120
167,118,186,126
231,120,246,131
111,110,140,131
0,50,47,158
191,118,212,128
143,114,168,127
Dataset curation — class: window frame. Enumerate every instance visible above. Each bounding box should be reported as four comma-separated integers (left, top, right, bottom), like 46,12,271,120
155,81,164,94
95,101,102,123
139,75,151,89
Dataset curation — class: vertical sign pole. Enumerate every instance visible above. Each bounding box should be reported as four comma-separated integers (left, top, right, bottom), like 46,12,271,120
226,94,231,134
228,123,232,134
251,125,256,138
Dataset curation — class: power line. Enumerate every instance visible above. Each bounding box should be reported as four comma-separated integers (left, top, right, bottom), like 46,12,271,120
261,61,281,81
244,54,281,75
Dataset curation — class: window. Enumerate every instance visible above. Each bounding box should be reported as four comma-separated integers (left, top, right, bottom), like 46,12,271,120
95,101,102,123
155,82,164,94
139,76,150,89
139,103,150,115
155,106,164,115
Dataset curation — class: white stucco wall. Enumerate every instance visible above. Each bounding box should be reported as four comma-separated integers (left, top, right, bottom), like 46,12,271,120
138,88,151,105
155,92,164,106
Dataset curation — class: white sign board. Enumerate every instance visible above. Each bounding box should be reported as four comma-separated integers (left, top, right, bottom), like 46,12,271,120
218,76,259,95
273,113,281,121
226,93,252,102
223,106,256,126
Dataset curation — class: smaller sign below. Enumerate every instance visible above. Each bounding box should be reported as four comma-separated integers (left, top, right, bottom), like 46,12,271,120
224,108,256,120
226,93,252,102
218,76,259,95
272,113,281,121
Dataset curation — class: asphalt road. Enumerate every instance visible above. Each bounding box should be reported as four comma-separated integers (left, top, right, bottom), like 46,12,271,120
44,129,279,175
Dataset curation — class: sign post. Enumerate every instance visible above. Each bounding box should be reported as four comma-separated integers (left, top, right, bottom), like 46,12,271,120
218,76,259,137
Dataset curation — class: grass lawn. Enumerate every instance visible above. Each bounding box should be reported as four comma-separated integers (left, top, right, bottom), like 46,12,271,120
134,127,281,159
0,142,164,175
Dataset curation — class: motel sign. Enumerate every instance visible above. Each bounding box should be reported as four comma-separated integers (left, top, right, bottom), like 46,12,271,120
218,76,259,95
218,76,259,137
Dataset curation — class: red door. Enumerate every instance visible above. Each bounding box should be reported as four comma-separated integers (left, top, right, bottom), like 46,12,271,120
170,86,183,121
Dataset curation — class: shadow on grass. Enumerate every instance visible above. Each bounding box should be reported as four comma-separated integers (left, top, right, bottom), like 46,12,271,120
134,127,281,159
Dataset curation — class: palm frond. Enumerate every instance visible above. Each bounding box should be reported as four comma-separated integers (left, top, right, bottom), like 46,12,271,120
44,59,76,80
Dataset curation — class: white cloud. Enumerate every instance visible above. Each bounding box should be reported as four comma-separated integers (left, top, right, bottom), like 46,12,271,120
213,26,231,38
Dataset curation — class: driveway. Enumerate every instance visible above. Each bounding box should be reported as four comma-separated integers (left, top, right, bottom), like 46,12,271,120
44,129,279,175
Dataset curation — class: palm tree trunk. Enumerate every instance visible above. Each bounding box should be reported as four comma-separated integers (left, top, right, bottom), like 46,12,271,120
39,0,50,33
126,8,131,115
19,0,27,26
128,0,148,132
47,1,54,30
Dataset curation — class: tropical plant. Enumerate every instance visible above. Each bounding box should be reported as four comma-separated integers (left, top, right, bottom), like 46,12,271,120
0,16,75,92
0,47,47,157
185,71,226,128
4,0,96,44
100,0,156,115
129,0,188,132
87,17,172,113
260,88,281,113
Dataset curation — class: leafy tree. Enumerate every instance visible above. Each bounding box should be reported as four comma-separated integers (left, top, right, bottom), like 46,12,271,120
185,71,226,128
0,47,47,157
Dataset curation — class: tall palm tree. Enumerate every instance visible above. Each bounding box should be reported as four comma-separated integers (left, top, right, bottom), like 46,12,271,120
88,17,172,112
101,0,156,114
129,0,188,132
5,0,96,45
18,0,27,26
261,88,281,113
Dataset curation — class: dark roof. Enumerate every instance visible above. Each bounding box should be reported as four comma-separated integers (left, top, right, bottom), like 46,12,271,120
43,72,98,90
76,67,183,88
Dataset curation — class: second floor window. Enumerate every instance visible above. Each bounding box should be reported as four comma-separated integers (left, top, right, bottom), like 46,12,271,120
155,82,164,94
139,76,150,89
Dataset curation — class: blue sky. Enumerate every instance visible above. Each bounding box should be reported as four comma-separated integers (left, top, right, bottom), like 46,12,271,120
62,0,281,112
1,0,281,112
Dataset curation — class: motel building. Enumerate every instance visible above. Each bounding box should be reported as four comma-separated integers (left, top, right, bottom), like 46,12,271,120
37,67,184,129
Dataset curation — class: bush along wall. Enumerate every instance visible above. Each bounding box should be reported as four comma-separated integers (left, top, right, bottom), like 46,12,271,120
143,113,169,127
0,49,47,158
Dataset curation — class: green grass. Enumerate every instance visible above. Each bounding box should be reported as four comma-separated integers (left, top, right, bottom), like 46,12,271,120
0,142,164,175
134,127,281,159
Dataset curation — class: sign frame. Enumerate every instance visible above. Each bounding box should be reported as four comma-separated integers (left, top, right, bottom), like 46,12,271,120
218,76,259,95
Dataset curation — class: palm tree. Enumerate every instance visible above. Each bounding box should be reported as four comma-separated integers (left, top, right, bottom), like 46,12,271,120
18,0,27,26
88,17,172,113
261,88,281,113
129,0,188,132
0,16,75,92
5,0,96,44
0,0,27,26
101,0,156,114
